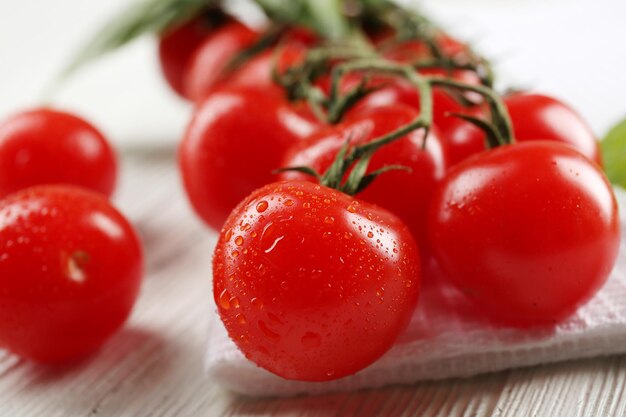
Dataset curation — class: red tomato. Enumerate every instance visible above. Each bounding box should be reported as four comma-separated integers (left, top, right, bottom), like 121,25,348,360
280,105,447,255
158,14,226,98
429,142,620,326
213,180,421,381
442,93,602,166
0,108,117,199
0,186,143,362
179,86,320,230
228,38,311,93
316,68,480,132
183,21,260,102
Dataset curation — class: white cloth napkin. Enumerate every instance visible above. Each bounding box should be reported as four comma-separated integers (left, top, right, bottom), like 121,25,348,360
205,188,626,397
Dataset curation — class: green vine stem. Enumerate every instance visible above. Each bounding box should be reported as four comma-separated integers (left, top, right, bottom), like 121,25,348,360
281,59,434,195
427,77,515,146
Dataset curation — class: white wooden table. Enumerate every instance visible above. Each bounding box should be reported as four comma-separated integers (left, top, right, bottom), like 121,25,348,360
1,151,626,417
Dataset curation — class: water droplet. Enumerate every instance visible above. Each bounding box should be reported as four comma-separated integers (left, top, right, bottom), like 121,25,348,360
232,250,240,258
230,297,241,308
324,216,335,224
367,231,374,238
284,199,294,206
236,313,247,324
251,231,258,238
251,297,264,309
224,229,233,242
344,232,352,239
235,236,244,246
219,289,232,310
347,205,356,213
267,312,283,324
301,332,322,349
303,202,311,209
264,236,284,254
326,370,336,377
256,201,269,213
258,321,280,341
376,287,385,297
323,198,331,204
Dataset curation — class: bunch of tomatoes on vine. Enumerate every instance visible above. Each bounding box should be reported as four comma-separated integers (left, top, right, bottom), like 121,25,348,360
0,0,621,383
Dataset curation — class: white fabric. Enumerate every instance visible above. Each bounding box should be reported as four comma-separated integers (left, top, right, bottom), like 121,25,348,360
205,188,626,397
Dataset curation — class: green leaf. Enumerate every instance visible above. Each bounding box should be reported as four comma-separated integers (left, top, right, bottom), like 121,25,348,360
602,118,626,187
58,0,211,81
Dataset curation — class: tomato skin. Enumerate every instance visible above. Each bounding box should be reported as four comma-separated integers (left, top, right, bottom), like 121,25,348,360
0,108,117,199
442,93,602,166
382,34,469,63
280,105,447,256
228,41,310,93
158,15,219,98
213,180,421,381
429,142,620,327
183,21,260,102
0,186,143,362
179,86,320,230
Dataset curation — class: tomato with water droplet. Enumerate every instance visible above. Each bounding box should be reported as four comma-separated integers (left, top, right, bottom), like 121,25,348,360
429,141,619,326
213,180,421,381
0,185,143,362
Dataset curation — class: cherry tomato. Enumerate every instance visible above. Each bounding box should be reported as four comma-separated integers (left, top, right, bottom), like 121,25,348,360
429,142,620,326
0,186,143,362
183,21,260,102
0,108,117,199
213,180,421,381
442,93,602,166
158,13,229,98
179,85,320,230
280,105,447,256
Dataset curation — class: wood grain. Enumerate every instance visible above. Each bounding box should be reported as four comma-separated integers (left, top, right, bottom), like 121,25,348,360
1,152,625,417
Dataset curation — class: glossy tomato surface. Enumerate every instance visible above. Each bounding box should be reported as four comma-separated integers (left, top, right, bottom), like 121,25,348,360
0,186,143,362
179,86,320,230
442,93,602,166
158,14,225,97
0,108,117,199
429,142,620,326
213,180,421,381
228,42,309,93
281,105,447,255
183,21,259,102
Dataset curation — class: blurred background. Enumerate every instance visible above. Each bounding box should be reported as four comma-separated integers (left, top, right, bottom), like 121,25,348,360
0,0,624,148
